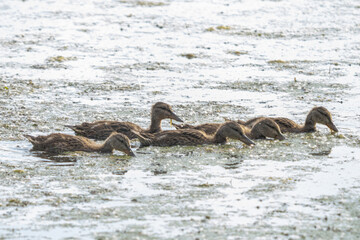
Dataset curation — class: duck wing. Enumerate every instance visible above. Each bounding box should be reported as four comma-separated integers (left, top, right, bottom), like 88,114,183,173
67,121,142,140
273,118,298,132
172,123,195,130
173,123,220,135
192,123,220,135
146,129,207,147
25,133,91,153
243,117,265,128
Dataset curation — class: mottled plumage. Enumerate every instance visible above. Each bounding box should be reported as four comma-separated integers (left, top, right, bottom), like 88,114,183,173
243,106,338,133
24,132,135,156
173,118,285,140
132,121,255,147
244,118,285,140
66,102,183,140
172,123,221,135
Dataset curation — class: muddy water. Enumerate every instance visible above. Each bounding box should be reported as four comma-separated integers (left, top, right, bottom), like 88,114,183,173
1,0,360,239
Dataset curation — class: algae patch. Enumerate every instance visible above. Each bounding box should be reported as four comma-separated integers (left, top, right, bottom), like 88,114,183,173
46,56,77,63
180,53,197,59
205,25,232,32
121,1,167,7
227,50,248,56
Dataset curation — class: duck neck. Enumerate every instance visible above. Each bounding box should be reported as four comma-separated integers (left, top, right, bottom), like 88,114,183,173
96,140,113,153
303,114,316,132
244,127,258,140
212,128,227,144
148,115,162,133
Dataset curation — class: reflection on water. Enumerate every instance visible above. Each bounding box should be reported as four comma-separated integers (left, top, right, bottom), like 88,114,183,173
31,151,77,166
310,149,332,156
222,160,244,169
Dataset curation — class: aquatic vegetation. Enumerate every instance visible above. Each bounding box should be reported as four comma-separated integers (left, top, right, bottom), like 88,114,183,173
206,25,232,32
120,0,167,7
180,53,197,59
0,0,359,239
134,1,166,7
216,25,232,30
267,60,289,64
98,62,170,71
46,56,77,63
267,59,317,75
227,50,248,56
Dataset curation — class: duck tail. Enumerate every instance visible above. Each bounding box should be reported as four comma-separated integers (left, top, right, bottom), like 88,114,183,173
223,117,232,122
130,130,152,146
172,123,183,130
236,120,246,125
23,134,37,144
64,125,83,135
172,123,194,130
64,125,76,131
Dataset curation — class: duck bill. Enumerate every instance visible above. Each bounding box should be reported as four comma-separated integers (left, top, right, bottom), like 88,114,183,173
169,112,183,123
326,122,338,132
125,149,136,157
240,135,255,146
275,134,286,141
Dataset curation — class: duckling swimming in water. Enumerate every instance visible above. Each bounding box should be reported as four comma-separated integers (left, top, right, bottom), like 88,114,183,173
132,121,255,147
65,102,183,140
24,132,135,156
242,118,285,140
173,118,285,140
243,106,338,133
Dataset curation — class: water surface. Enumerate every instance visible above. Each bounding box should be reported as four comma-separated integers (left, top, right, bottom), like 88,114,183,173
1,0,360,239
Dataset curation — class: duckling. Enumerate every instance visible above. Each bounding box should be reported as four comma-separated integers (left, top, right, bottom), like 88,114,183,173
65,102,183,140
131,121,255,147
24,132,135,156
243,118,285,140
243,106,338,133
173,118,285,140
172,122,221,135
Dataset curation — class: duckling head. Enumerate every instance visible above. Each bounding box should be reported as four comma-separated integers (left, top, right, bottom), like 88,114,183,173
308,107,338,132
107,132,135,156
218,121,255,146
152,102,183,122
253,118,285,140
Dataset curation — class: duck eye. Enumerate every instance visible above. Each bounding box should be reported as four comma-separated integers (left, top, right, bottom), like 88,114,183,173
265,123,277,131
318,111,327,116
158,107,169,112
317,110,331,121
231,126,243,134
115,136,125,145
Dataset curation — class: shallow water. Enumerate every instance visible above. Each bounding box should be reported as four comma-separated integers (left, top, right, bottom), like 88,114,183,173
1,0,360,239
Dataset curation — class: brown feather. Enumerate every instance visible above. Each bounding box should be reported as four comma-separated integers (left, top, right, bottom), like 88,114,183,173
243,106,337,133
66,102,183,140
172,118,284,140
133,121,255,147
24,133,134,156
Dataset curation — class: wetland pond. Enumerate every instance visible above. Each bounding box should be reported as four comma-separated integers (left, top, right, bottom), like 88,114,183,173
1,0,360,239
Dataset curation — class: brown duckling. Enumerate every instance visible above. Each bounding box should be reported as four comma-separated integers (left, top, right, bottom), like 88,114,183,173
65,102,183,140
243,106,338,133
24,132,135,156
131,121,255,147
172,122,221,135
243,118,285,140
173,118,285,140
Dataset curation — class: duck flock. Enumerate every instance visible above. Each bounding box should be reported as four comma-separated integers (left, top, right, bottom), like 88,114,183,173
24,102,338,156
